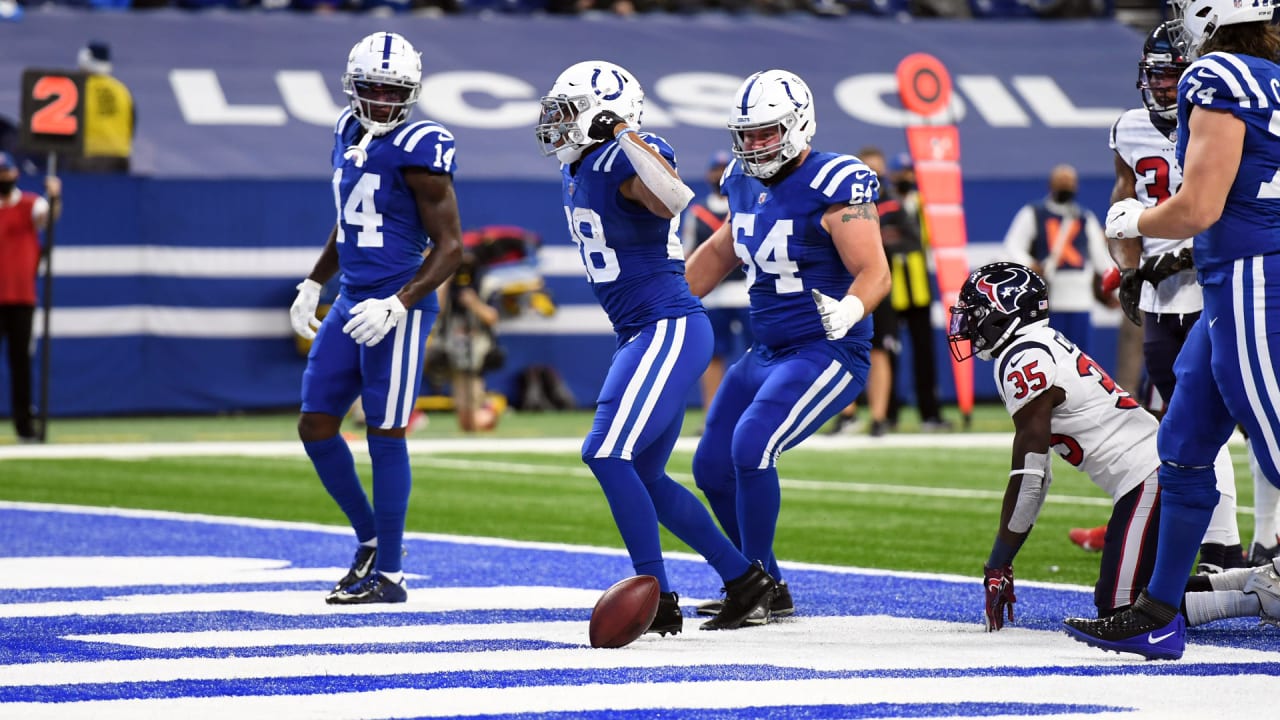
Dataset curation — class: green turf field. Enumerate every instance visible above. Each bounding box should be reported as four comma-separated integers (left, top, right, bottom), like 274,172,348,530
0,406,1261,591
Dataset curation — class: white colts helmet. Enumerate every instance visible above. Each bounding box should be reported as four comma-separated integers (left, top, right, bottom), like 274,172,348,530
728,69,816,180
342,32,422,137
536,60,644,164
1172,0,1276,57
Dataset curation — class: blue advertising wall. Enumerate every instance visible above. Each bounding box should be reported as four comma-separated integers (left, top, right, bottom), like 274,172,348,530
0,11,1141,416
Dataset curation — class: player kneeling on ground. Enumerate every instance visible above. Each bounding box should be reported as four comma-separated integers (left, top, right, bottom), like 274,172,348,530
948,262,1280,660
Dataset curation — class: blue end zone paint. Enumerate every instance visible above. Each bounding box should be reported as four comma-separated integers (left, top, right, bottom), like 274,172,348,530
2,505,1278,715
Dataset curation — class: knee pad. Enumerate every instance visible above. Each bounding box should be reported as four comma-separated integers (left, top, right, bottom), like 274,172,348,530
1160,461,1221,511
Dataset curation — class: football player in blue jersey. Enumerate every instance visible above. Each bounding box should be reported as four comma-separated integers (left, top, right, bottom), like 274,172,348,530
288,32,463,604
1066,2,1280,658
535,60,776,633
685,69,891,619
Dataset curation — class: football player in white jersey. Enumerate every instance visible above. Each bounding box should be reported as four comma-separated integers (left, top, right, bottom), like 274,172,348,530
289,32,464,604
1102,20,1247,576
949,262,1279,657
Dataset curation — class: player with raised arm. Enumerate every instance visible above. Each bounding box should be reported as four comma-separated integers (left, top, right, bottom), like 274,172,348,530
949,262,1279,651
535,61,776,634
1067,0,1280,659
1099,20,1246,575
686,69,891,620
289,32,464,604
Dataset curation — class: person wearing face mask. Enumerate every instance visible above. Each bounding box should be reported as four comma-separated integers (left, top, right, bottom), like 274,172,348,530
0,152,60,443
883,152,951,432
1001,163,1115,358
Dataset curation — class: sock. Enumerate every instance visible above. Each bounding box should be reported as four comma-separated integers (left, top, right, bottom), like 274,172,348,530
304,435,375,542
700,484,742,553
367,434,411,576
645,472,749,582
362,538,377,548
1184,590,1261,627
1252,439,1280,546
1147,462,1219,607
736,464,781,572
1208,566,1256,592
585,457,670,592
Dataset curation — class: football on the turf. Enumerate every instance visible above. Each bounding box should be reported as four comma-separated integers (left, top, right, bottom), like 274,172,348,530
589,575,660,648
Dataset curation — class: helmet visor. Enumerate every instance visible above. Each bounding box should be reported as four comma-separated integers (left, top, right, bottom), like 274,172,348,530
536,95,592,157
947,304,976,362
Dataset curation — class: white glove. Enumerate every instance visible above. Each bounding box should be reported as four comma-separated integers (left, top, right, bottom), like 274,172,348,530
290,279,323,340
343,295,407,347
1106,198,1145,240
811,289,865,340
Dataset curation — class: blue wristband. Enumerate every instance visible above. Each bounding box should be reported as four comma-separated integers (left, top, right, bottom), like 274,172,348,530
987,537,1016,569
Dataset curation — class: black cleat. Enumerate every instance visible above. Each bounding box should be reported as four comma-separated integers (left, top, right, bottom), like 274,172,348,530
646,592,683,636
697,579,794,618
325,572,407,604
1249,541,1280,567
700,562,776,631
332,544,377,593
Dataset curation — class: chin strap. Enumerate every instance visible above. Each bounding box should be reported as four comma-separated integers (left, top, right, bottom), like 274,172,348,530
344,131,374,168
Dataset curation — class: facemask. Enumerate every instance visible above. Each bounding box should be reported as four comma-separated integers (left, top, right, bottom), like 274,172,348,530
895,179,915,195
1052,189,1076,204
0,180,15,196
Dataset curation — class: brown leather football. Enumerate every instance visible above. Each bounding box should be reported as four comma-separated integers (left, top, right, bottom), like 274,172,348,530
588,575,660,649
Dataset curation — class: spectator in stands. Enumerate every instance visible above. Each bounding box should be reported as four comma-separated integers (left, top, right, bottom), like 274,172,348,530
0,151,59,443
62,41,134,174
682,150,751,415
1001,163,1115,358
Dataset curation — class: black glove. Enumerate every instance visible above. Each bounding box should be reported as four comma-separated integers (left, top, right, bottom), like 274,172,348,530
983,564,1016,632
1139,248,1194,287
1118,268,1144,327
587,109,628,142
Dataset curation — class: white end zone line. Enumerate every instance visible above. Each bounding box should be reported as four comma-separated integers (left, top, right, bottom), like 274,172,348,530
0,433,1023,460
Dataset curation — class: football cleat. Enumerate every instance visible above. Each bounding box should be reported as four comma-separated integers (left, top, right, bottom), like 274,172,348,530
700,563,776,631
1243,558,1280,627
332,544,377,593
325,572,407,605
646,591,683,637
1196,542,1246,575
1063,591,1184,660
696,580,794,618
1068,525,1106,552
1248,540,1280,567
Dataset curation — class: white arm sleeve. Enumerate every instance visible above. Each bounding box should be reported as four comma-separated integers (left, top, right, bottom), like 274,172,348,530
1008,451,1052,533
617,130,695,216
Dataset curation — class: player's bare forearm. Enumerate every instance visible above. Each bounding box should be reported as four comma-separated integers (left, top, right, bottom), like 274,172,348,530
827,203,890,312
685,222,739,297
1140,108,1240,238
306,226,341,285
399,170,464,307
